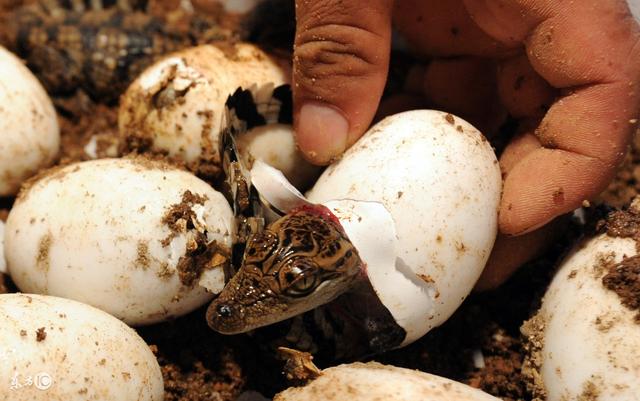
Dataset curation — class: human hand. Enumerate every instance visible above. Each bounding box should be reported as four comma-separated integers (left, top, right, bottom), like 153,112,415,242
291,0,640,288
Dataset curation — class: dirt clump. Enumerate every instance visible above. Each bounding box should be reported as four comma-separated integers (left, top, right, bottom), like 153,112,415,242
36,326,47,342
603,254,640,322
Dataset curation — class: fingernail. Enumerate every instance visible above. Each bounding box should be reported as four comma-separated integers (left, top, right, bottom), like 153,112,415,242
297,102,349,165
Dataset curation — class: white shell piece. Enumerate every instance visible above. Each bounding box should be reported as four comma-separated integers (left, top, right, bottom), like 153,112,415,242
0,294,163,401
307,110,501,344
5,158,233,325
322,199,435,346
274,362,500,401
530,230,640,400
251,160,311,212
0,46,60,196
199,266,226,294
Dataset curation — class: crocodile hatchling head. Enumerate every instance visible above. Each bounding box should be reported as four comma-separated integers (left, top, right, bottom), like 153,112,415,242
207,204,363,334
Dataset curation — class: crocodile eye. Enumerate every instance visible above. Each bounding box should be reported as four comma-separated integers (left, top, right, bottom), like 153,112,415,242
280,260,320,297
287,274,318,297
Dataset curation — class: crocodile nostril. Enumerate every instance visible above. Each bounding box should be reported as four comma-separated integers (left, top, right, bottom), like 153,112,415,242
217,304,233,318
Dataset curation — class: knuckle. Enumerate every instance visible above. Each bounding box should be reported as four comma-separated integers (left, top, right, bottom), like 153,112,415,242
295,24,384,80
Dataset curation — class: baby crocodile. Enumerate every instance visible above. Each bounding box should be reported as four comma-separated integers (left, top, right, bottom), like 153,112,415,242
207,203,407,357
207,204,363,334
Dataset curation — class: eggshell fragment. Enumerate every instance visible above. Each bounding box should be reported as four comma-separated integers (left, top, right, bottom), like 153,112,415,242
119,43,289,171
522,201,640,401
250,159,310,213
0,293,163,400
306,110,501,344
274,362,500,401
0,46,59,196
5,158,233,325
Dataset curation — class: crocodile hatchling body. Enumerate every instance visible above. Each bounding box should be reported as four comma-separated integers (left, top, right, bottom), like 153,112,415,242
207,205,407,360
1,0,230,101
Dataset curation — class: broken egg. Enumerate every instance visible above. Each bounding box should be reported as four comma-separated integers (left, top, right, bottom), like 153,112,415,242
4,158,233,325
306,110,501,345
233,110,501,347
118,43,289,162
274,362,500,401
118,44,318,189
0,46,59,196
0,293,163,400
522,199,640,401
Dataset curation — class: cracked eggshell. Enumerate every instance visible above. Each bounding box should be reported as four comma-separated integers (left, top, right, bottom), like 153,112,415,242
522,204,640,401
274,362,499,401
119,43,289,167
5,158,233,325
236,124,321,190
0,46,59,196
307,110,501,345
0,293,163,400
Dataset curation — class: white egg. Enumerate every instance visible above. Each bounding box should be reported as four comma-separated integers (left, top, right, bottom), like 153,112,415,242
5,158,233,325
0,293,162,400
0,46,59,196
236,124,321,190
119,43,289,170
522,199,640,401
274,362,500,401
306,110,501,344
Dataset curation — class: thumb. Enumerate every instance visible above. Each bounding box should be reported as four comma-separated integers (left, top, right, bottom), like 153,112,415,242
293,0,393,165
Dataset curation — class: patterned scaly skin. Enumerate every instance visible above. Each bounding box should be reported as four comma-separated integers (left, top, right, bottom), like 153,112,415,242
1,1,229,101
207,205,363,334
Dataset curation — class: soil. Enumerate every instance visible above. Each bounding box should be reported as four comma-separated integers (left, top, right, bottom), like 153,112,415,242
0,1,638,401
600,132,640,208
35,326,46,342
603,254,640,322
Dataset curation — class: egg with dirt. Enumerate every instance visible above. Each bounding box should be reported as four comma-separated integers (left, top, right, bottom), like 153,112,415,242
4,158,233,325
118,43,319,189
0,293,163,400
522,199,640,401
275,361,500,401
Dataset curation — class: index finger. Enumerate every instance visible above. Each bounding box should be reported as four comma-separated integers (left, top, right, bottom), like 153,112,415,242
465,0,640,234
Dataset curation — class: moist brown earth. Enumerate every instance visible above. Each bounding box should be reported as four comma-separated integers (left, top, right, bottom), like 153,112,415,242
603,253,640,322
0,1,638,400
